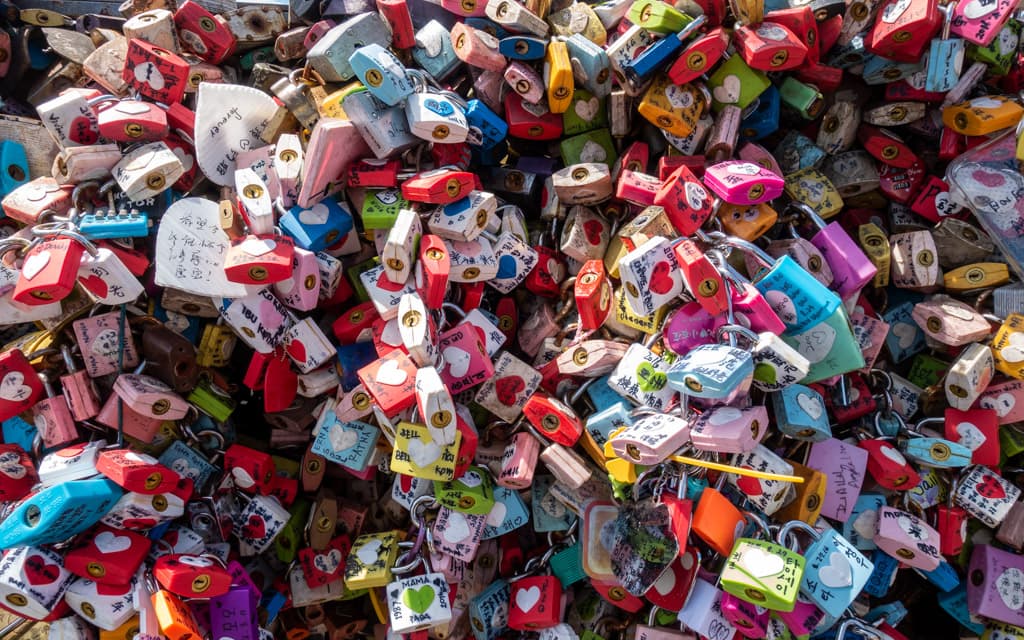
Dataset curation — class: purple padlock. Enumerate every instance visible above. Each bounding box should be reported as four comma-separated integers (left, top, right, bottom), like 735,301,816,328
774,596,827,636
805,438,868,522
210,585,260,640
794,203,877,300
967,543,1024,627
664,301,717,355
720,592,769,638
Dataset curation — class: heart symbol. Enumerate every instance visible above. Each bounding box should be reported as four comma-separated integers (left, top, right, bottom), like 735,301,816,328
244,514,267,539
0,453,25,479
955,422,986,451
741,547,784,578
977,474,1007,499
713,74,741,104
583,220,603,245
443,347,472,378
818,551,853,588
240,238,276,256
461,469,484,487
971,168,1006,187
997,568,1024,610
381,320,403,347
970,97,1004,109
796,393,823,420
91,328,119,358
68,117,98,144
24,554,60,586
356,539,383,564
94,531,132,554
736,470,763,496
852,509,877,540
408,439,441,467
708,407,743,425
765,290,798,325
376,359,408,386
171,146,194,172
486,501,507,526
636,361,667,393
134,62,165,90
515,586,541,612
423,98,454,116
298,204,331,225
444,511,472,542
496,255,518,279
981,393,1015,417
1000,333,1024,363
892,323,917,349
78,274,109,298
403,585,436,614
376,270,405,292
232,467,256,489
21,251,50,280
574,96,599,121
649,261,675,295
879,444,908,466
897,515,928,541
286,339,306,363
579,140,607,163
651,565,676,595
756,24,788,40
329,425,359,452
314,549,342,573
494,376,525,406
0,372,30,402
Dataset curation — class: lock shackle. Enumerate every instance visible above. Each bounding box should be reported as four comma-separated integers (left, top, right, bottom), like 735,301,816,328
632,465,667,502
70,179,99,213
648,605,663,626
777,519,820,552
787,201,828,230
835,618,886,640
873,411,907,437
86,94,120,109
719,236,776,268
741,509,772,540
675,13,707,41
29,227,100,257
716,324,758,350
908,416,945,437
0,237,31,262
708,249,751,289
392,540,425,575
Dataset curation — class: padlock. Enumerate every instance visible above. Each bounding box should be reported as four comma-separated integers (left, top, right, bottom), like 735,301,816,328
507,575,563,630
65,524,150,585
154,553,232,598
780,520,874,617
968,544,1024,627
860,438,921,490
912,295,991,346
873,505,942,571
720,513,805,612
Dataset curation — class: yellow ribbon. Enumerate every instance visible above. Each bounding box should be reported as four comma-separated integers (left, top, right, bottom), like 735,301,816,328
669,455,805,484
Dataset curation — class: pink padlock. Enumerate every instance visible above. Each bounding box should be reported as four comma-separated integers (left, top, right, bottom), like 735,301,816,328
978,379,1024,425
31,374,78,449
437,322,494,395
794,203,877,299
774,596,827,636
967,544,1024,627
273,247,322,312
712,280,786,336
873,506,942,571
95,392,163,442
503,61,544,104
497,431,539,490
720,592,769,638
113,373,189,420
702,160,784,205
688,405,767,454
663,301,717,355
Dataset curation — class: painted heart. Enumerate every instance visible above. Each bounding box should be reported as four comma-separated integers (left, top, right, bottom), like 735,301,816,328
94,531,133,554
376,270,406,292
403,584,436,614
443,347,472,378
443,511,472,543
955,422,986,451
651,564,676,595
977,473,1007,500
356,539,383,565
23,554,60,588
649,261,675,295
486,500,507,527
494,375,525,406
496,254,518,279
879,444,908,466
736,470,764,496
134,62,165,90
755,23,788,40
981,392,1015,417
852,509,878,541
997,568,1024,610
376,359,408,386
423,98,455,117
515,585,541,612
741,547,784,578
765,290,798,325
574,96,599,122
892,322,918,349
971,167,1007,188
707,407,743,426
817,551,853,588
796,393,823,421
239,237,276,256
232,467,256,489
461,469,484,487
0,456,25,479
68,117,98,144
970,97,1004,109
314,548,343,574
547,258,566,283
298,203,331,225
78,274,109,299
286,339,306,363
244,514,266,539
407,439,442,467
1000,333,1024,363
583,220,604,246
712,74,741,104
171,146,194,172
0,372,30,403
579,140,607,164
91,328,119,358
329,425,359,452
21,251,50,281
635,361,667,393
381,320,403,347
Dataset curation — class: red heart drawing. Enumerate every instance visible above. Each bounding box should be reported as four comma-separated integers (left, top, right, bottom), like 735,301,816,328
287,339,307,363
649,261,675,295
68,117,98,145
24,554,60,586
736,470,763,496
78,275,109,299
494,376,525,406
977,474,1007,500
583,220,604,245
400,474,414,493
971,168,1006,188
244,514,267,540
377,271,405,293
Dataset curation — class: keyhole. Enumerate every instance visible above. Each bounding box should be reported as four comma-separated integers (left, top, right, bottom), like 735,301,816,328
6,165,24,182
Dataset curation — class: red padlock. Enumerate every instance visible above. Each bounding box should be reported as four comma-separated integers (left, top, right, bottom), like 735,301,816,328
65,524,151,585
574,259,612,331
154,554,233,599
123,38,190,104
224,444,276,494
12,235,87,305
224,234,296,285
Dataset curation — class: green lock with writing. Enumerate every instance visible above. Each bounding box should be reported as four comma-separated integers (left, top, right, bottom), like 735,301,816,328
782,306,865,384
275,497,311,563
562,90,608,136
433,465,495,515
707,55,770,112
361,187,409,229
560,128,617,167
720,538,805,612
779,77,824,120
346,257,380,303
187,377,236,423
627,0,692,33
967,20,1020,75
907,353,951,389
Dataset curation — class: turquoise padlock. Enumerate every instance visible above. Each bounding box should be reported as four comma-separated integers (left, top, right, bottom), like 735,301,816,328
779,520,874,619
782,305,866,384
771,384,831,442
0,478,122,550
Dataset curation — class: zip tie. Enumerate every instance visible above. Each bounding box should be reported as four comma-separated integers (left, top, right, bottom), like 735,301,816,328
668,454,806,483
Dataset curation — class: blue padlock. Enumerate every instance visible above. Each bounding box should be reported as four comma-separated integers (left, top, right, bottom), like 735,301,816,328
772,384,832,442
0,477,122,549
862,55,924,85
77,208,150,239
412,20,462,81
0,141,29,198
882,301,927,363
158,439,219,489
585,402,633,450
336,341,378,391
465,99,508,150
780,521,874,619
937,585,986,635
620,16,706,84
740,85,780,141
863,549,899,598
915,560,961,593
667,343,754,399
279,198,354,253
901,434,973,469
564,33,613,98
499,35,547,60
348,43,414,107
842,493,886,551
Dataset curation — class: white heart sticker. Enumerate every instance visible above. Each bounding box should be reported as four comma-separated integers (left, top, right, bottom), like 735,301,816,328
461,470,483,487
486,500,507,526
407,439,441,467
94,531,132,554
652,565,676,595
134,62,165,90
997,568,1024,610
796,393,824,421
879,444,908,466
376,359,408,386
356,539,382,565
232,467,256,489
741,547,784,578
21,251,50,281
443,511,471,543
713,74,741,104
818,551,853,588
574,96,599,121
892,323,917,349
314,548,342,573
298,204,331,225
955,422,986,451
240,237,276,256
0,372,30,402
443,347,472,378
515,586,541,612
329,425,359,452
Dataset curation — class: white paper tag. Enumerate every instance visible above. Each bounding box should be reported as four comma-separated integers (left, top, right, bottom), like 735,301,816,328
194,83,278,187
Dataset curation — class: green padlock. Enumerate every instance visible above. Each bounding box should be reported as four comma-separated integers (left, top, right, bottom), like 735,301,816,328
560,128,617,166
549,540,587,587
346,257,380,303
432,465,495,515
1000,427,1024,459
778,77,824,120
361,187,409,229
720,514,805,612
707,55,770,112
782,306,865,384
907,353,951,389
626,0,692,33
275,497,311,564
187,377,236,423
562,90,608,136
967,20,1020,75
